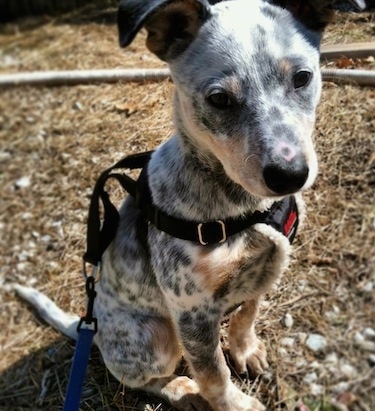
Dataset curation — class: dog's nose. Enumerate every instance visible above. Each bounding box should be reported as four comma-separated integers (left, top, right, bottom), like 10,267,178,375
263,162,309,195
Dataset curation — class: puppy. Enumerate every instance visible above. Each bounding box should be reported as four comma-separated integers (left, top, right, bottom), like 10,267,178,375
15,1,360,409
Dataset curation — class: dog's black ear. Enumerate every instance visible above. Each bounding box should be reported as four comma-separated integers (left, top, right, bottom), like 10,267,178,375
348,0,367,10
118,0,210,61
268,0,363,32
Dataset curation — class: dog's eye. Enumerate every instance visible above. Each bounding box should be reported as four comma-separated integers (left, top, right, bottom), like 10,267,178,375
207,91,232,109
293,70,312,89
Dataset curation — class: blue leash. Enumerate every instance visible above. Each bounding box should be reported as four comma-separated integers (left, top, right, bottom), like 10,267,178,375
63,276,98,411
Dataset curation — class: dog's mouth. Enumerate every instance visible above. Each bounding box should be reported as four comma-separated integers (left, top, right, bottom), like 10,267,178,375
222,156,318,199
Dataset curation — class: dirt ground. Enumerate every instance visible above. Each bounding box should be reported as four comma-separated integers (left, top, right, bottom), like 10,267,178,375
0,4,374,411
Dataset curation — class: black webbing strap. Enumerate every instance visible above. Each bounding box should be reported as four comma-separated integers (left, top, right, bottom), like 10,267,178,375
140,190,298,245
83,151,153,266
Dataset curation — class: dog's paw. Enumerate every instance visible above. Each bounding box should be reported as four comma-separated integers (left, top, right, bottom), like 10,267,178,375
229,335,269,378
160,376,212,411
208,383,265,411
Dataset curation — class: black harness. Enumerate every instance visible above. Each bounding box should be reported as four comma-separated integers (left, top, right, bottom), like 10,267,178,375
83,151,299,268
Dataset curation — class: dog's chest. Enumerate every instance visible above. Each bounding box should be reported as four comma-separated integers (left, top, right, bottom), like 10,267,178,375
188,233,278,302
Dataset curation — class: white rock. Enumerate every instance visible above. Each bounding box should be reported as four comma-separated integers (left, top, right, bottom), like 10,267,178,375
355,340,375,352
31,231,40,238
16,262,27,271
330,305,339,315
0,151,11,162
298,279,308,292
278,347,288,356
363,281,373,292
339,363,357,378
297,332,307,343
303,372,318,384
281,337,295,347
325,352,338,364
17,251,30,262
332,382,350,393
282,313,294,328
354,331,364,343
15,176,31,188
368,354,375,366
363,328,375,341
25,116,35,124
305,334,327,352
41,235,52,243
296,358,307,368
310,361,321,369
73,101,83,111
310,383,324,396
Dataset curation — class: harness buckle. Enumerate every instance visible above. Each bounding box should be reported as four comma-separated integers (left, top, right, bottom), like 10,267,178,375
197,220,227,246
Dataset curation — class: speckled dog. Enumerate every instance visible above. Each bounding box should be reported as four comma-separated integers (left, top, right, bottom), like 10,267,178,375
14,0,353,410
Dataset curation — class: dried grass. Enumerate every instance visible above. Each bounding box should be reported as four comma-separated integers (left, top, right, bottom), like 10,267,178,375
0,6,374,411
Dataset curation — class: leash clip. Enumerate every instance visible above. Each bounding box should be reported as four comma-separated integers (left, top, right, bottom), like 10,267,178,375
77,276,98,333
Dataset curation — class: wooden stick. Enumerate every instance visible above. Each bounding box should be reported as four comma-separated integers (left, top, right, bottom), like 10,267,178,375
0,67,374,88
0,68,171,87
321,42,375,60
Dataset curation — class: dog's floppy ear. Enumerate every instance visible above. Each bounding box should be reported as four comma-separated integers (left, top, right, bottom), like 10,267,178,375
118,0,210,61
268,0,365,32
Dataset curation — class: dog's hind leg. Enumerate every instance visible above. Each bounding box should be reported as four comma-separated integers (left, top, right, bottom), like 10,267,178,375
95,310,210,410
228,298,269,378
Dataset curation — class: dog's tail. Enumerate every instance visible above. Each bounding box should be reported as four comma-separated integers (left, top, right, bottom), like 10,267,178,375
13,284,80,340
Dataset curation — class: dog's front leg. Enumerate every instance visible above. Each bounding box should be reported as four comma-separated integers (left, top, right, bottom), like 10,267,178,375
228,298,268,378
176,306,265,411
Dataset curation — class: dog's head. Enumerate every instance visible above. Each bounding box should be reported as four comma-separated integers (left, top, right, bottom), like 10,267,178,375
117,0,362,198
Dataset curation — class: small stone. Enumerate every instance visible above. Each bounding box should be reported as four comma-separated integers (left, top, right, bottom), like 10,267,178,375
281,337,295,347
339,364,357,378
296,358,307,368
355,340,375,352
363,281,373,292
41,235,52,243
310,361,321,369
17,251,29,262
332,305,340,314
73,101,83,111
282,313,294,328
278,347,288,356
310,383,324,396
363,327,375,341
333,382,350,393
367,354,375,366
15,176,31,188
25,116,35,123
297,332,307,343
303,372,318,384
305,333,327,352
16,262,27,271
0,151,11,162
325,352,338,364
354,331,364,343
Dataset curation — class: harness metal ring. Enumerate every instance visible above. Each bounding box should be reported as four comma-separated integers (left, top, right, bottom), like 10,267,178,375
82,260,102,283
